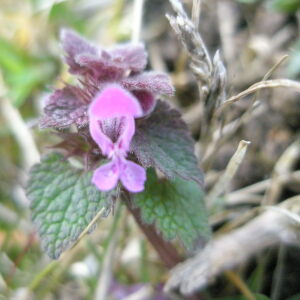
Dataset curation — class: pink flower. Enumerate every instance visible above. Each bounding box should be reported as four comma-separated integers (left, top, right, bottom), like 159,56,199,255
88,84,146,193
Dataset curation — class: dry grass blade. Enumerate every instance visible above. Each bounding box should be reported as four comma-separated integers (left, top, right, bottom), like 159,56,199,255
167,0,212,80
164,197,300,295
226,170,300,205
207,140,251,209
192,0,201,29
131,0,144,43
222,79,300,109
167,0,227,134
263,139,300,205
93,229,118,300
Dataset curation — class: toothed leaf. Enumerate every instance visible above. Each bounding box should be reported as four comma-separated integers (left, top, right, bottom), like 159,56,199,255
134,169,211,249
131,100,204,185
27,152,111,259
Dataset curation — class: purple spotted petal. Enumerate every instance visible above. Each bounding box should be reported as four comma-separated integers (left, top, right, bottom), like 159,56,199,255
92,161,120,191
120,159,146,193
114,116,135,153
88,85,143,156
89,117,114,156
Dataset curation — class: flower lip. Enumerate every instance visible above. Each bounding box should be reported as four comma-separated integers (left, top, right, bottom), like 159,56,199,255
88,84,143,119
88,84,146,192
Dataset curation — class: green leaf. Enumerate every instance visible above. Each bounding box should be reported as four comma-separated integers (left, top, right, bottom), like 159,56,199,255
134,169,211,250
49,2,86,33
132,100,204,186
27,152,111,259
287,294,300,300
269,0,300,13
0,38,56,106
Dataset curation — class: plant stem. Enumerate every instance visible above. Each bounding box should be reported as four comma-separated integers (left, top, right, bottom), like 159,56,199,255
124,195,182,268
225,271,257,300
124,195,206,300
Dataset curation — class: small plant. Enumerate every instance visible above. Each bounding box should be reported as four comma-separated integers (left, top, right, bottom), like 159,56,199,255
26,29,210,263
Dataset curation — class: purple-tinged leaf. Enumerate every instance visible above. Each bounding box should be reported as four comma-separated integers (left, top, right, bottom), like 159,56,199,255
132,90,155,115
60,29,98,75
131,100,204,186
109,43,147,73
40,86,88,128
120,71,174,96
75,44,147,80
75,53,125,81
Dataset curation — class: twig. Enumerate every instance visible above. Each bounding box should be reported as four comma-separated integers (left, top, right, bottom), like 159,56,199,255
165,197,300,295
263,55,288,81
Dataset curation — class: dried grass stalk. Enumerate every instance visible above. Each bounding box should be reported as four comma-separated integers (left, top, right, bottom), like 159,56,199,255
167,0,227,134
164,197,300,295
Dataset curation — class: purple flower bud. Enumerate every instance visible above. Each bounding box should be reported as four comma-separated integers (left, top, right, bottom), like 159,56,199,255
88,85,146,192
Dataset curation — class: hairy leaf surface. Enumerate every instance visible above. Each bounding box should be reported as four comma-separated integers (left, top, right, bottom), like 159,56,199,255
27,152,110,259
131,100,204,185
134,169,210,250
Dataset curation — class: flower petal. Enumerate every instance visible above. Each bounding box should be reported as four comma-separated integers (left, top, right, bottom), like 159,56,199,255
115,116,135,153
89,85,143,119
92,161,119,191
120,160,146,193
89,118,113,156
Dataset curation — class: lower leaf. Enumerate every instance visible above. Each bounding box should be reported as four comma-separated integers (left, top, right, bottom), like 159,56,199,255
27,152,112,259
134,169,211,251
